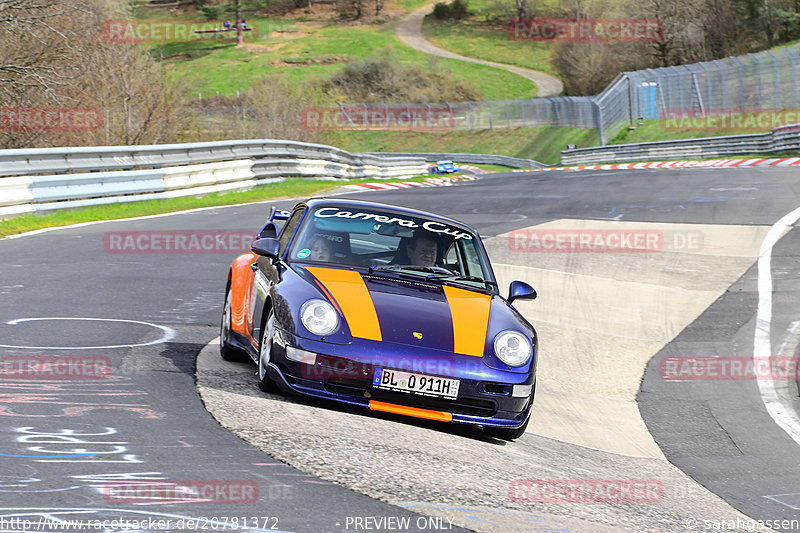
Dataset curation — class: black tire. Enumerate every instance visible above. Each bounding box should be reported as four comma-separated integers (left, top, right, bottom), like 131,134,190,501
485,416,530,441
220,285,247,362
257,310,280,393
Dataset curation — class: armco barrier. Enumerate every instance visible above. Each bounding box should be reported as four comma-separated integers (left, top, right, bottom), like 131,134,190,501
561,124,800,165
366,152,547,169
0,140,427,177
0,140,428,218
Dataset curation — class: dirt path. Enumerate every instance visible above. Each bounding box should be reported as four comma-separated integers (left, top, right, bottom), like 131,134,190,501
395,4,564,97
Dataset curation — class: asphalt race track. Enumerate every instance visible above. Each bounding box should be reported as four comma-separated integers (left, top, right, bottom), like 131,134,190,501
1,167,799,533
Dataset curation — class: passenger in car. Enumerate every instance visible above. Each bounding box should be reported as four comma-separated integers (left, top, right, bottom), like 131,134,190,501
310,236,332,262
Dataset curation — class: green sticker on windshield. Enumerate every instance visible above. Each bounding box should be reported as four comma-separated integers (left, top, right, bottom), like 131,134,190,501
297,248,311,259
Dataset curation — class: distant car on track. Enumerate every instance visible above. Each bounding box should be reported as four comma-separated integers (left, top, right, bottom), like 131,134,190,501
219,198,538,440
431,160,458,174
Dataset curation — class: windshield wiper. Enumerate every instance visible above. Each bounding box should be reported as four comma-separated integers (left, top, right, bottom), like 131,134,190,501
367,266,496,289
426,273,498,289
368,265,451,275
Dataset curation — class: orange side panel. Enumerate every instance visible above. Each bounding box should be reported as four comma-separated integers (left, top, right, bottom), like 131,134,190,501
230,252,258,339
368,400,453,422
305,267,382,342
442,286,491,357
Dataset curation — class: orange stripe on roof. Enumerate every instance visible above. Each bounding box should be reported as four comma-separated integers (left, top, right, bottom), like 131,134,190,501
443,285,491,357
368,400,452,422
306,267,382,342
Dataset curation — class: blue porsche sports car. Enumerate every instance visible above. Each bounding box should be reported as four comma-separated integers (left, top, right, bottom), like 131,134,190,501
220,198,537,440
431,160,458,174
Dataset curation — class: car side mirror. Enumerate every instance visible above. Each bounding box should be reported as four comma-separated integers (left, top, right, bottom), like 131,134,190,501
251,238,280,259
508,280,536,305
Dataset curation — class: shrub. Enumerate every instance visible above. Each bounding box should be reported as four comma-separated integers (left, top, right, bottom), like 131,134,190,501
321,50,482,103
201,5,224,20
433,0,468,20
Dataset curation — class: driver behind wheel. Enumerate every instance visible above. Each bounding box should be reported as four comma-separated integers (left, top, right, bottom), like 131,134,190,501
406,230,438,266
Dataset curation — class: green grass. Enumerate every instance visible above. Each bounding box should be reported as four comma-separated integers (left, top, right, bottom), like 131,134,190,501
322,126,598,164
610,110,800,145
422,17,556,76
0,176,431,238
160,19,537,100
394,0,437,11
460,163,516,171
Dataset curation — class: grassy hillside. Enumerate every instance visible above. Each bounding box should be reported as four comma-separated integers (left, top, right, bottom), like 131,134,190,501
611,110,800,145
421,0,558,76
146,11,537,100
323,126,599,164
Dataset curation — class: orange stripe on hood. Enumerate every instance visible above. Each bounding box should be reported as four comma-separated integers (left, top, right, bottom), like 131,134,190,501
305,267,382,342
443,285,491,357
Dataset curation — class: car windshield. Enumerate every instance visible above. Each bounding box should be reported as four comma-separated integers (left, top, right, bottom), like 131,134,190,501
289,205,495,289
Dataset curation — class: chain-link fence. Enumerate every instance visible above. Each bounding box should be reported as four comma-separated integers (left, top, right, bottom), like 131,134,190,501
339,44,800,145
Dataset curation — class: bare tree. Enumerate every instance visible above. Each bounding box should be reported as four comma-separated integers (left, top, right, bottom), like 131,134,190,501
0,0,187,148
515,0,528,20
234,0,243,46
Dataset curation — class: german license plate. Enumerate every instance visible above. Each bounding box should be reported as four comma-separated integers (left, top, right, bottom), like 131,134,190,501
372,368,460,399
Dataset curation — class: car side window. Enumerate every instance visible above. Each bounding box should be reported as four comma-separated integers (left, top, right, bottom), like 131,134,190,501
460,241,484,277
278,208,305,255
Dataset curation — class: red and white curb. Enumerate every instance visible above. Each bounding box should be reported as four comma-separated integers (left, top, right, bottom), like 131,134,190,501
455,165,489,174
512,157,800,173
342,175,477,191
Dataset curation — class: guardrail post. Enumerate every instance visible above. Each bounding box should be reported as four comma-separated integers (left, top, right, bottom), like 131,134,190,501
595,99,606,146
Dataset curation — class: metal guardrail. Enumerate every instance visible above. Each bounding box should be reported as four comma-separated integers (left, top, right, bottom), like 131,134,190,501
560,124,800,165
0,140,426,177
0,140,428,218
368,152,547,169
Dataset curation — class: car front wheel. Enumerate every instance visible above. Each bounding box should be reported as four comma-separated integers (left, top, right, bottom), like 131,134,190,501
257,310,280,393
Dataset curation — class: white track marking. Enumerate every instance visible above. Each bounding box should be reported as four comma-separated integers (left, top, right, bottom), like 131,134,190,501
754,206,800,446
0,317,176,350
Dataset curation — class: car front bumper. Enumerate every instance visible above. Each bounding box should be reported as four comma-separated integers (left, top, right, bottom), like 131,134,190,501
267,329,535,429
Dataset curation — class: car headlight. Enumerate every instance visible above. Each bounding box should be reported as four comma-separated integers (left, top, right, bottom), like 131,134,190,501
493,330,532,367
300,299,339,336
